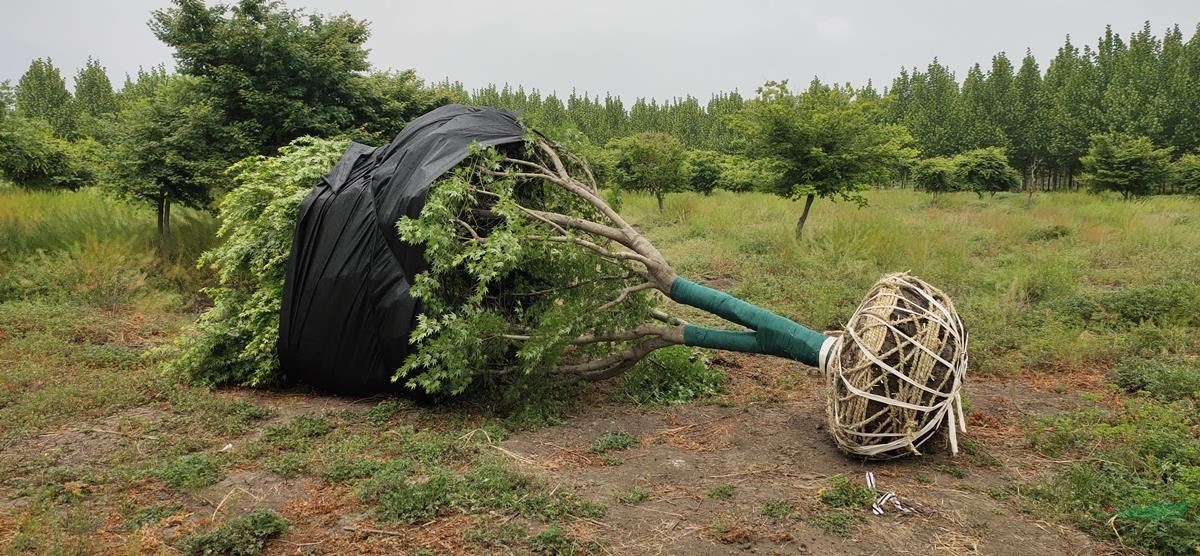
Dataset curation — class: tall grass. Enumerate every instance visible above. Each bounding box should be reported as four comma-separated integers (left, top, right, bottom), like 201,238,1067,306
0,187,218,298
623,189,1200,375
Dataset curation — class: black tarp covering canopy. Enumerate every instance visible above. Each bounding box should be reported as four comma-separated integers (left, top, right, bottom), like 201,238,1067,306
278,105,525,393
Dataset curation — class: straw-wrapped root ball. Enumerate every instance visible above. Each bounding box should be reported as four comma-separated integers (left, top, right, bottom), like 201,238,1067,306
824,273,969,459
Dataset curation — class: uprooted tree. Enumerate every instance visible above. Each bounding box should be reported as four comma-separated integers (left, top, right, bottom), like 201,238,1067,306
172,120,966,459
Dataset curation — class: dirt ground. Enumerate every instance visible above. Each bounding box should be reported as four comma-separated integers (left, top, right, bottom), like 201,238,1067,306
0,352,1118,555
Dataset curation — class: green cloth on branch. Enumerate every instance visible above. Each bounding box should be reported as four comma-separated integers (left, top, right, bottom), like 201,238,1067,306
670,277,830,367
1110,503,1189,520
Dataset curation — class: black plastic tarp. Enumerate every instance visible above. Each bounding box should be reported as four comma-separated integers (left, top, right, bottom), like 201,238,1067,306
278,105,525,393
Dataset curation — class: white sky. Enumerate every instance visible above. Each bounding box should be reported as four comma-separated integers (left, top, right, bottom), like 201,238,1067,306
2,0,1197,100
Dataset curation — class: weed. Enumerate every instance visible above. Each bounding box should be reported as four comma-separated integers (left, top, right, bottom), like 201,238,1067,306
763,499,796,519
1027,224,1072,241
263,414,334,445
808,511,865,538
129,503,180,528
154,454,222,490
528,524,597,555
179,509,287,556
598,455,624,466
591,432,636,454
619,486,650,504
936,463,967,479
619,346,726,405
464,520,526,550
819,476,875,508
366,399,405,424
707,485,735,499
324,459,384,483
1111,358,1200,402
263,453,308,478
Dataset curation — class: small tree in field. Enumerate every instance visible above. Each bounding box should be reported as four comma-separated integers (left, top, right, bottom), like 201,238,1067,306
110,76,248,235
731,80,914,238
954,147,1020,197
913,157,958,197
1170,153,1200,195
606,131,687,212
684,149,723,195
1079,133,1172,200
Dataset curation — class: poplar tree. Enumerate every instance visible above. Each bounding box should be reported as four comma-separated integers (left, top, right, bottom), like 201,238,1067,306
15,58,74,137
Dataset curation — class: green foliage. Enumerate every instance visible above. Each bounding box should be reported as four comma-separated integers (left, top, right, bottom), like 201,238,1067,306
165,136,347,387
606,131,687,210
707,485,735,499
1171,153,1200,195
954,147,1021,196
912,156,959,196
619,486,650,504
591,432,636,454
819,476,875,508
1027,398,1200,554
1080,133,1173,200
683,149,723,195
732,79,914,203
528,524,598,555
731,79,914,235
179,510,287,556
73,58,117,119
395,144,659,395
15,58,75,138
154,454,222,490
1111,358,1200,402
0,115,94,190
762,499,796,519
619,346,725,404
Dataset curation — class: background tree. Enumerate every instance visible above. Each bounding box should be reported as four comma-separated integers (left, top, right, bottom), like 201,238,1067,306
15,58,75,137
683,149,723,195
1011,50,1051,188
606,131,687,212
1079,132,1172,199
73,57,118,140
0,81,14,123
110,76,248,234
954,147,1021,197
913,157,958,197
151,0,372,153
73,57,117,119
732,80,914,238
1170,153,1200,194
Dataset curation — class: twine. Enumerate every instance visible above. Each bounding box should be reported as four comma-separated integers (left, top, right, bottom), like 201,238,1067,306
824,273,968,459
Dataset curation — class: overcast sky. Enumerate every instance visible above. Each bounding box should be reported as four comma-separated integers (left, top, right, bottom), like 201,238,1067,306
2,0,1198,101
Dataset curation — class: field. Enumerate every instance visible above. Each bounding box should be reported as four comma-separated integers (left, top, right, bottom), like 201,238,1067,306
2,186,1199,554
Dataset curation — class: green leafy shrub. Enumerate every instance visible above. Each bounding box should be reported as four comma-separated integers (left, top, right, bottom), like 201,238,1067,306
619,346,725,404
180,510,287,556
954,147,1020,197
1096,284,1200,327
164,137,347,387
1111,358,1200,402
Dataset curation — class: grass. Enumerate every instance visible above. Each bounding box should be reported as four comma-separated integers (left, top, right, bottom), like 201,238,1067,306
625,189,1200,377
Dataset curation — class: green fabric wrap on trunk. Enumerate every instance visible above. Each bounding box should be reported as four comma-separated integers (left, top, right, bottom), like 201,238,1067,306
670,277,829,367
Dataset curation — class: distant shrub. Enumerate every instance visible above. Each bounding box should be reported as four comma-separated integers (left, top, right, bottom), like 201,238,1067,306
0,116,95,190
1027,224,1072,241
1096,284,1200,327
954,147,1020,197
913,157,959,196
1169,153,1200,195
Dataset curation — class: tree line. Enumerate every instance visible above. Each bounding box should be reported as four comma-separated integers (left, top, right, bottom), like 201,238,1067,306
1,0,1197,239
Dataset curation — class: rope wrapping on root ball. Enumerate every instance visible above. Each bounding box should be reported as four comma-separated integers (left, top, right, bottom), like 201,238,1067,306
824,273,968,459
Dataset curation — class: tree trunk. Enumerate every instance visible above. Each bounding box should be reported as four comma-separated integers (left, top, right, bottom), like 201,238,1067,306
157,194,171,236
656,193,664,213
795,194,815,239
